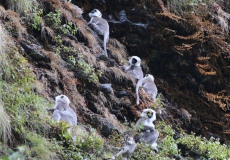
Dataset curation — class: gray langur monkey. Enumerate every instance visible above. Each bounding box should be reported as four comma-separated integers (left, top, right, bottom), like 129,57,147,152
111,136,136,160
134,109,159,152
47,95,77,130
122,56,144,105
142,74,158,102
88,9,109,57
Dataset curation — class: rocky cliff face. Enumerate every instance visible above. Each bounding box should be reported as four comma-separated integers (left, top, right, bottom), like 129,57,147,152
0,0,229,148
73,0,230,142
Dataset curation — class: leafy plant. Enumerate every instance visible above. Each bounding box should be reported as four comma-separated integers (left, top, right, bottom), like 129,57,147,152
76,54,100,82
45,10,61,28
68,55,76,65
30,5,43,31
60,21,78,35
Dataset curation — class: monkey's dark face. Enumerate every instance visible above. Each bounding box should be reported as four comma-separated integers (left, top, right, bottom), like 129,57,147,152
132,58,137,65
141,109,156,122
128,56,141,67
91,9,97,13
147,111,153,118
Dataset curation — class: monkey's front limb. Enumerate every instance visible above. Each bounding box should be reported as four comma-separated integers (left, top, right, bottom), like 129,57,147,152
52,110,61,122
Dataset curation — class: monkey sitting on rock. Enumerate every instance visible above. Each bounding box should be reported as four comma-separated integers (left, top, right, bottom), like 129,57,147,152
122,56,144,105
142,74,158,102
47,95,77,131
88,9,109,57
134,109,159,152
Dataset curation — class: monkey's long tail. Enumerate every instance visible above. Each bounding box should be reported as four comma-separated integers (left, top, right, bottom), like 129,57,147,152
104,32,109,57
136,78,143,105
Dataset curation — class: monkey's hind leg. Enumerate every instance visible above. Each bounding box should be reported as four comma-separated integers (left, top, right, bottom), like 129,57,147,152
151,142,159,152
136,78,143,105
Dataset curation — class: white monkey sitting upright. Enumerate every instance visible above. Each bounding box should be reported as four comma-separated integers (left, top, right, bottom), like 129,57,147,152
47,95,77,130
142,74,158,102
134,109,159,152
111,136,136,160
122,56,144,105
88,9,109,57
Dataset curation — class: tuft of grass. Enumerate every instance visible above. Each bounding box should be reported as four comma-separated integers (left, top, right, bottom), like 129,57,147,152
74,126,104,154
0,102,11,144
7,0,35,15
24,132,57,160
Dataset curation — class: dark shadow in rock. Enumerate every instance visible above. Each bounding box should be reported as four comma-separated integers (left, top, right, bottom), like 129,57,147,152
115,91,130,98
20,41,51,62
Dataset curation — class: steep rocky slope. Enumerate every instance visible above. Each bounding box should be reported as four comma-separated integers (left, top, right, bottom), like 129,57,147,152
0,0,229,159
75,0,230,142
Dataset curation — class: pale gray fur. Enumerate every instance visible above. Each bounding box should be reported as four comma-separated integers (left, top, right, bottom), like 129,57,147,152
142,74,158,102
47,95,77,128
122,56,143,105
134,109,159,152
111,136,136,160
88,9,109,57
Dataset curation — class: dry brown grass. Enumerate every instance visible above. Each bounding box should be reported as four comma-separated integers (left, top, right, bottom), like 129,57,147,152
43,0,61,9
40,49,86,108
82,51,97,66
107,67,132,82
4,10,27,38
99,92,108,105
63,2,83,17
60,7,72,21
201,90,229,111
108,38,128,64
41,25,55,40
197,56,211,61
98,61,108,73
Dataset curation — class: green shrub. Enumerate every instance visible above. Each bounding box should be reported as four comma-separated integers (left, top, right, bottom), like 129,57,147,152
30,5,43,31
178,133,230,159
60,21,78,35
76,57,99,82
45,10,61,28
